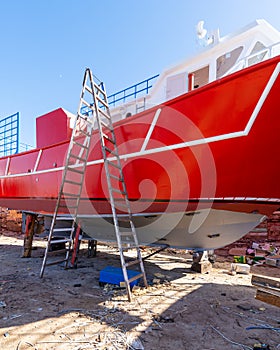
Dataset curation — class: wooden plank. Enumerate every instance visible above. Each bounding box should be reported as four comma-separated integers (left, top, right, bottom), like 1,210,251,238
22,213,37,258
255,288,280,308
251,274,280,308
251,274,280,290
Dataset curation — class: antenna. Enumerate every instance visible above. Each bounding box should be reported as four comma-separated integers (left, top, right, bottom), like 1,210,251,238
196,20,207,39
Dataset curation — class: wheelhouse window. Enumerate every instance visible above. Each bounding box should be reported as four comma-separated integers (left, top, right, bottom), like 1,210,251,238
216,46,243,78
189,65,209,89
248,41,267,66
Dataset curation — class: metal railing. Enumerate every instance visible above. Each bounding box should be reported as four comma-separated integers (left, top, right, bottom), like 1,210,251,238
19,142,35,153
81,73,159,115
223,41,280,77
107,74,159,107
0,112,19,157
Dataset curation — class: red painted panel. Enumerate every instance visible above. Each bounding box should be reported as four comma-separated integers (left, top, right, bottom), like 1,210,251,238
0,158,8,176
9,150,39,175
36,108,72,148
36,143,68,171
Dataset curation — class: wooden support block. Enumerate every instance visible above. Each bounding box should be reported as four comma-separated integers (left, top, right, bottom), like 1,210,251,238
191,261,212,274
70,224,81,267
22,213,37,258
88,239,97,258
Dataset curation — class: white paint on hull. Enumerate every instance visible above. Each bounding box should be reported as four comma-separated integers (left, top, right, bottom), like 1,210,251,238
45,209,265,250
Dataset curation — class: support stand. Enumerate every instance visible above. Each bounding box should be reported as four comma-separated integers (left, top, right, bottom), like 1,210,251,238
87,239,97,258
191,250,213,274
22,213,37,258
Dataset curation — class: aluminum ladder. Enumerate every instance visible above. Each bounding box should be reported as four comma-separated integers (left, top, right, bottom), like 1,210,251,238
90,70,148,301
40,69,96,278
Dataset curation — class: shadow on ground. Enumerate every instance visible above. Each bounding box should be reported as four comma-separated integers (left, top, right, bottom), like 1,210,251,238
1,235,279,349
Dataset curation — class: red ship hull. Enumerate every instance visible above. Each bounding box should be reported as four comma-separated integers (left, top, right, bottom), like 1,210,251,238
1,57,280,248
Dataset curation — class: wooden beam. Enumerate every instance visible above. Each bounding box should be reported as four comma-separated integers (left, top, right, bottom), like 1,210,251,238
251,274,280,289
255,288,280,308
251,274,280,308
22,213,37,258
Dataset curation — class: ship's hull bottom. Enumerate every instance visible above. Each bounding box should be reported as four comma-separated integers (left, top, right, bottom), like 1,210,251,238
43,208,266,249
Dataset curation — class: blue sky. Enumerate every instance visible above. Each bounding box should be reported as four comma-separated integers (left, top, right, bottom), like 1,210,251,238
1,0,280,147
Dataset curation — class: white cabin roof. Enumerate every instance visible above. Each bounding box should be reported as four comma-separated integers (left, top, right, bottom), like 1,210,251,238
110,19,280,121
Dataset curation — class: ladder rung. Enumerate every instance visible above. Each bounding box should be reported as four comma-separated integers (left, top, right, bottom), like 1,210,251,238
119,231,134,236
77,111,93,122
78,112,91,121
78,129,91,138
111,188,126,195
73,140,88,149
128,272,143,283
109,173,123,181
73,133,89,142
125,259,141,268
96,94,109,108
58,204,68,209
50,238,72,244
117,216,131,222
104,146,118,156
69,154,87,162
112,196,129,204
52,228,73,233
63,192,79,198
56,216,74,221
84,85,93,94
66,167,84,175
106,160,121,169
46,258,68,266
81,98,92,108
100,119,112,131
98,107,111,120
114,201,129,208
64,179,83,186
94,82,106,95
102,132,115,144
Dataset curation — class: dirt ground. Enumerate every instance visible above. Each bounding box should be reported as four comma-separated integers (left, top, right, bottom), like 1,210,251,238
0,230,279,350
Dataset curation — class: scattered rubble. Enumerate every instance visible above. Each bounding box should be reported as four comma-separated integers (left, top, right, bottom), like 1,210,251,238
0,209,22,233
215,211,280,270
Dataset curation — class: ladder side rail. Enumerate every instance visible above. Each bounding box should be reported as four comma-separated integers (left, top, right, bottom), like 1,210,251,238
60,77,96,212
40,118,86,277
62,134,94,266
91,83,125,233
92,77,148,299
101,82,132,216
103,134,148,287
40,69,96,277
91,78,135,300
102,85,139,242
61,93,96,259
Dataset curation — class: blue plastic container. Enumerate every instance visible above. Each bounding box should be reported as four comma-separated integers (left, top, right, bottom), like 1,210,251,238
99,266,140,287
